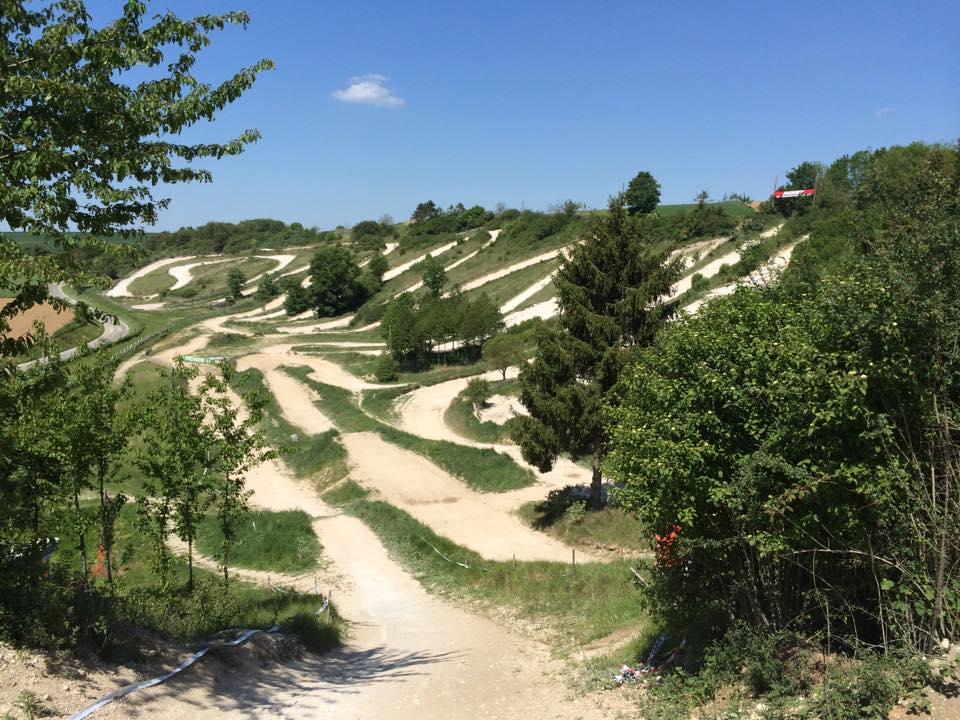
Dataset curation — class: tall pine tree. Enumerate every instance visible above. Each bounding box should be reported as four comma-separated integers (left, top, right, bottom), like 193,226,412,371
511,194,681,508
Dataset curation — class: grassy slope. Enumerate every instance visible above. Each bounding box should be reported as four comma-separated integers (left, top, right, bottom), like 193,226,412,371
285,366,535,492
53,503,341,650
462,257,562,306
196,509,322,573
656,200,756,217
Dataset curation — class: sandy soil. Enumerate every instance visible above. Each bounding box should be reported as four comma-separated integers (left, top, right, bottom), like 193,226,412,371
666,235,727,270
500,272,555,314
682,234,807,315
106,256,196,297
505,297,560,327
130,301,166,311
0,299,73,338
457,245,568,294
759,222,784,239
478,394,528,425
394,230,501,297
665,243,742,302
89,350,622,719
168,258,231,291
394,371,590,490
382,241,458,282
261,367,335,434
240,254,297,296
276,315,354,334
236,345,388,392
341,432,586,562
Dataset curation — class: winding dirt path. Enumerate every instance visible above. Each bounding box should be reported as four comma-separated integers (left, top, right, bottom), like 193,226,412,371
382,240,458,282
103,338,618,719
456,245,569,294
168,258,231,291
394,370,591,491
395,229,501,297
106,255,197,297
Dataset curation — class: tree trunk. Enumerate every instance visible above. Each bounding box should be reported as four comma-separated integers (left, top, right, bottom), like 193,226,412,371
589,439,603,511
98,465,114,591
187,535,194,592
73,490,88,585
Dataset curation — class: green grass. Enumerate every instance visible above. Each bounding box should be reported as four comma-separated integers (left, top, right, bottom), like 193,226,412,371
168,256,276,300
206,332,258,349
443,383,517,443
513,277,556,312
462,257,562,307
360,385,410,421
230,367,348,487
51,503,342,652
196,509,321,573
656,200,756,217
340,497,648,646
517,502,650,556
285,366,535,492
444,215,588,288
322,479,369,506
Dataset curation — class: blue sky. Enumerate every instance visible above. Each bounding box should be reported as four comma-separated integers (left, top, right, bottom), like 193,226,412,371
89,0,958,230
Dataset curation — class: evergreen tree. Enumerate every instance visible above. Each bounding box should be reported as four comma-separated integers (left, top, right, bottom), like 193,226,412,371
624,171,661,215
511,195,681,508
226,268,246,301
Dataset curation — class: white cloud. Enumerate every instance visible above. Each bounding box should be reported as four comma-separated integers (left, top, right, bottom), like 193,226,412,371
332,74,405,108
875,106,895,117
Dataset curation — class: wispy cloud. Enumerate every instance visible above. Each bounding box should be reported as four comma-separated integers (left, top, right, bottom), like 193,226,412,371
875,106,896,117
332,74,405,108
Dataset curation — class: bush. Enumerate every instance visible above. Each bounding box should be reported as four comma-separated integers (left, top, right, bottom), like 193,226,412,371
374,354,399,382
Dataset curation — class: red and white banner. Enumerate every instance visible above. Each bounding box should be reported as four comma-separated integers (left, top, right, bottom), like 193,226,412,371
773,188,816,199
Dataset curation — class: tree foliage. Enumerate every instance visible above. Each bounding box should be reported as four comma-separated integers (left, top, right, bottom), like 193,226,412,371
511,194,681,508
421,254,447,298
307,246,368,317
482,333,526,380
607,142,960,650
624,171,661,215
0,1,272,353
226,268,246,301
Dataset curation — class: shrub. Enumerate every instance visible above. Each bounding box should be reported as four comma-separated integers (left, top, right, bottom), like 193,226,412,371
374,354,400,382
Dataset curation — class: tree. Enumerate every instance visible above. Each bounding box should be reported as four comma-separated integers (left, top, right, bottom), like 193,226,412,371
226,268,246,301
381,293,424,360
308,246,368,316
458,293,503,348
379,213,394,226
695,190,710,208
135,362,211,591
283,283,312,316
511,195,681,509
201,370,274,585
482,334,526,380
368,253,389,283
411,200,441,223
68,349,131,591
0,1,272,355
421,254,447,298
464,378,492,412
624,171,661,215
254,272,280,301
